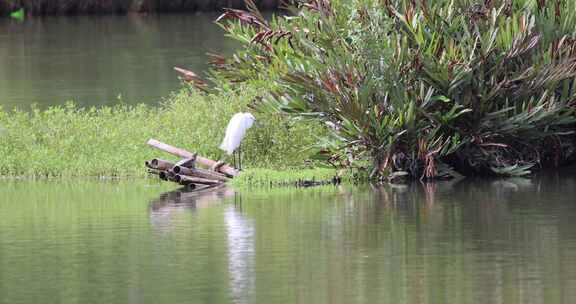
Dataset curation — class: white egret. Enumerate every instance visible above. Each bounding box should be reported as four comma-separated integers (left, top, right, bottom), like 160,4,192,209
219,112,255,170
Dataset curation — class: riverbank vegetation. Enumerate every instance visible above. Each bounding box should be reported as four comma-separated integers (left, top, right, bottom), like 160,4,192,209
0,86,322,177
210,0,576,181
231,168,338,187
3,0,576,184
0,0,278,16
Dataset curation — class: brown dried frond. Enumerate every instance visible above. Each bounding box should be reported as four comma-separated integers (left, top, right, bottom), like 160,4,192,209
421,0,431,20
302,0,333,17
319,73,339,94
244,0,268,26
405,0,415,23
316,66,363,96
251,29,293,51
174,67,208,92
551,36,576,61
216,8,269,29
418,136,448,180
537,0,546,11
207,53,231,73
207,53,226,66
423,154,437,179
382,0,395,18
506,34,540,59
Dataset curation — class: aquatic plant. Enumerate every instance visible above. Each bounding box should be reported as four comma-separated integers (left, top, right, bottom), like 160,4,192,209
212,0,576,180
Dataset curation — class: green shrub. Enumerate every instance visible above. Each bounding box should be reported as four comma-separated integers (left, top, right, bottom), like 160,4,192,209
0,85,321,177
213,0,576,180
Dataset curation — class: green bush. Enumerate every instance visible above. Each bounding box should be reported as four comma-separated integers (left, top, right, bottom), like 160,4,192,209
213,0,576,180
0,85,321,177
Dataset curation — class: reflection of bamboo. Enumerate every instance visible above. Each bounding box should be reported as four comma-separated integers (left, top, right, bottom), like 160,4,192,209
149,185,235,214
149,185,234,233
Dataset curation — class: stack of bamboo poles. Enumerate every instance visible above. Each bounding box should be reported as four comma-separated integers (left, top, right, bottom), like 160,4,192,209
145,139,238,189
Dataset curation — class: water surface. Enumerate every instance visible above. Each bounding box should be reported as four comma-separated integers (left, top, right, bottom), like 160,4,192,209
0,175,575,303
0,14,237,109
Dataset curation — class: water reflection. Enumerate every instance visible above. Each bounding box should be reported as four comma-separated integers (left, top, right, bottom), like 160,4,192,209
149,186,256,303
336,176,576,304
143,175,576,304
1,176,574,303
149,185,234,231
224,203,256,304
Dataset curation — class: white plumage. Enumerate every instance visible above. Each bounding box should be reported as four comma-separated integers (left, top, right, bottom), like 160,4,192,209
219,112,255,155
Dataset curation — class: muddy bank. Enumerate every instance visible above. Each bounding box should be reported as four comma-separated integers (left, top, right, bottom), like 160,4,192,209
0,0,278,15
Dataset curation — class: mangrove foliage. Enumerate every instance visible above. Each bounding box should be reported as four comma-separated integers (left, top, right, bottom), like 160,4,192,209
211,0,576,180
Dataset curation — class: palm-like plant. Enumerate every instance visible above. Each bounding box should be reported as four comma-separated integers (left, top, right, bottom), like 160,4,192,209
212,0,576,180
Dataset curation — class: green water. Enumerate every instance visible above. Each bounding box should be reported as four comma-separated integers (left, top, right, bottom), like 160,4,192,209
1,175,575,304
0,14,237,109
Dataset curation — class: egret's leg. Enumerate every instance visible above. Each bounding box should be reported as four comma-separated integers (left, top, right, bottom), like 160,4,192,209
239,144,242,171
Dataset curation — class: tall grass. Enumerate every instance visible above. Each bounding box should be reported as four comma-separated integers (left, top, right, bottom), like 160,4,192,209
0,86,322,177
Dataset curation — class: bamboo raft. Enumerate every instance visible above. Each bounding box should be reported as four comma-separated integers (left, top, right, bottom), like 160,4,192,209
145,139,238,189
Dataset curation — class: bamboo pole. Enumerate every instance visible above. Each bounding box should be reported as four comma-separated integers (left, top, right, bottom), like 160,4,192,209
147,139,238,177
175,157,196,168
150,158,175,171
159,171,177,182
172,165,230,182
174,174,221,186
158,171,169,181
